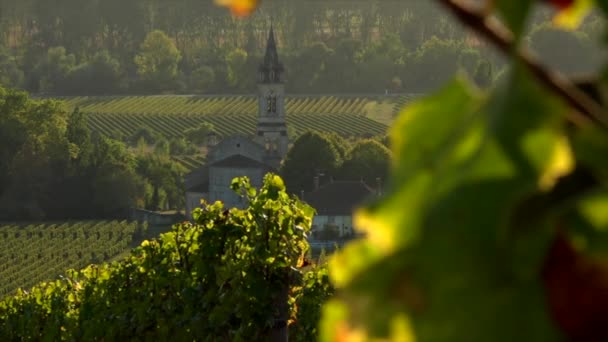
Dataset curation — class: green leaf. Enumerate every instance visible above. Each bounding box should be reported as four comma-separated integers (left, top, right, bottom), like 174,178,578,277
324,66,571,341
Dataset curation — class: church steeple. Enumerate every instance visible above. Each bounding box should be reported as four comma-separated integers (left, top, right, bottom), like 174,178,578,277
258,22,284,84
256,21,288,169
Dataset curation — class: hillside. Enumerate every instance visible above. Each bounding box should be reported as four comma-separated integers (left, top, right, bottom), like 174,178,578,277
61,95,421,139
0,221,145,297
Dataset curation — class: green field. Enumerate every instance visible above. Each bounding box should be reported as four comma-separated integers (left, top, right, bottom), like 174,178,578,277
172,154,206,171
0,221,145,297
61,95,421,139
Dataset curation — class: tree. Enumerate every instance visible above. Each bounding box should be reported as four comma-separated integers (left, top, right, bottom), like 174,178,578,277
0,87,70,220
280,131,342,193
404,36,467,92
169,137,197,155
290,42,333,92
87,136,142,218
184,122,217,145
66,108,92,166
134,30,182,92
188,65,216,93
64,50,124,95
0,48,24,88
339,139,390,186
129,126,160,146
28,46,76,93
136,155,185,211
154,138,170,156
225,48,249,90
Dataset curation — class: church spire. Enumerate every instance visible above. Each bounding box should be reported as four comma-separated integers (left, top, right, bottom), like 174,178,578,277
258,21,284,84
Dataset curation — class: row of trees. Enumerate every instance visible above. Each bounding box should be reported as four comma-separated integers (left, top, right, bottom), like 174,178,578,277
0,1,601,95
0,87,186,221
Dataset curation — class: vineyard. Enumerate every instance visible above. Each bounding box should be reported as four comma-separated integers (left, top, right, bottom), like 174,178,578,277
0,221,146,297
171,154,206,171
59,95,422,139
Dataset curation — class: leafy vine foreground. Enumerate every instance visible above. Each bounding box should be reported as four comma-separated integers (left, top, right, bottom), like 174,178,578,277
0,174,332,341
316,0,608,341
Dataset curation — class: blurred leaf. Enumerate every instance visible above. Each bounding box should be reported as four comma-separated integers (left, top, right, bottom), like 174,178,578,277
323,65,570,341
553,0,594,29
214,0,260,17
495,0,534,41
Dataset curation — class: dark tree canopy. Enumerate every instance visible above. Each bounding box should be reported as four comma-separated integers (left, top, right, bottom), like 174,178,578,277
339,139,391,186
280,131,342,193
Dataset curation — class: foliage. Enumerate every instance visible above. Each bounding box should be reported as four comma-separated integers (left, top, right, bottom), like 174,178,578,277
404,36,474,92
226,48,249,89
188,65,216,93
129,126,161,146
0,47,23,88
318,1,608,341
135,155,186,211
134,30,182,92
0,87,145,220
169,137,198,155
281,131,343,193
29,46,76,94
0,1,490,94
0,174,331,341
339,139,391,186
0,86,70,219
0,220,145,297
184,122,218,145
64,50,124,95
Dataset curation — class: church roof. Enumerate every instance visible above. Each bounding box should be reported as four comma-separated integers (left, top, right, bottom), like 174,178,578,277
210,154,273,170
188,181,209,194
303,181,376,216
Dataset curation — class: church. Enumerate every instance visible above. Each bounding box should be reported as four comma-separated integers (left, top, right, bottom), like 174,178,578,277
184,24,289,218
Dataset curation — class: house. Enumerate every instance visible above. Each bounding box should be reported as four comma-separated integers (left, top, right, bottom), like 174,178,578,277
302,179,377,239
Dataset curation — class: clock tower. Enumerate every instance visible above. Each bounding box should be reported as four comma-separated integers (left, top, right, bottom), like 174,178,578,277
256,23,288,168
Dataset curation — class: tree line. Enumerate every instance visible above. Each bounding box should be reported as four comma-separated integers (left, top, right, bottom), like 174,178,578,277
0,0,601,95
0,87,186,221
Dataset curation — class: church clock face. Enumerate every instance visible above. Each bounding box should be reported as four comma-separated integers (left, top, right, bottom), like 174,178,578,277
266,90,277,115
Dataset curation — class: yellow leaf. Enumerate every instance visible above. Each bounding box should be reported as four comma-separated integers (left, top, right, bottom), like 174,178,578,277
553,0,594,30
538,136,574,191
